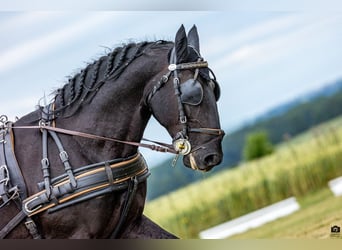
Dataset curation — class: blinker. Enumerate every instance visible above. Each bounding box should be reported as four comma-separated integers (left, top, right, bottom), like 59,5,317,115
211,78,221,101
180,79,203,106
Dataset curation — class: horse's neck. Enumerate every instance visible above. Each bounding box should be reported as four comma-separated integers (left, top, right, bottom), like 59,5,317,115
56,65,163,162
15,44,170,163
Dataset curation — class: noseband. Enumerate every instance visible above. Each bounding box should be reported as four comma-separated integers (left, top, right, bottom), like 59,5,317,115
146,47,225,156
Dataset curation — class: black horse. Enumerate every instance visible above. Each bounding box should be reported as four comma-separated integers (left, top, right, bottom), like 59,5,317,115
0,25,224,238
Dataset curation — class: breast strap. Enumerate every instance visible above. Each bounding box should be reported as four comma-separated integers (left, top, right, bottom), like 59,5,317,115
22,153,149,217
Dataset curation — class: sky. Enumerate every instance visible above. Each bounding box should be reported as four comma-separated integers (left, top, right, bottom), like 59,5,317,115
1,1,342,166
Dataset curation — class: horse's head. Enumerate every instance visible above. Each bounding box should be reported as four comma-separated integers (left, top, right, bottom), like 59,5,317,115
145,25,225,172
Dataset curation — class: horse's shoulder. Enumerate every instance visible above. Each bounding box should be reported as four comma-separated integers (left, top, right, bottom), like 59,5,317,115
15,110,40,126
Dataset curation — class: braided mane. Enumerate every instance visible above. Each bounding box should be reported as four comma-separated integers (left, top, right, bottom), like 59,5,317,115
49,40,171,117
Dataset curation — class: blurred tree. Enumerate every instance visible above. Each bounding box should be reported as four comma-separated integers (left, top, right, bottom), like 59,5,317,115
243,131,274,161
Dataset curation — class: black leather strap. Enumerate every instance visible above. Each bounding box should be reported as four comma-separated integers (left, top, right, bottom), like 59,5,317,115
0,210,27,239
5,126,28,200
110,176,139,238
0,124,42,239
22,153,149,217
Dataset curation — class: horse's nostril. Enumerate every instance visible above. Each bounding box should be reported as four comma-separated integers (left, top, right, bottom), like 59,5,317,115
203,153,221,167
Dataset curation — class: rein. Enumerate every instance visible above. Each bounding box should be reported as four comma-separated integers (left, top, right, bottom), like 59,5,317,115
11,125,224,156
11,125,178,154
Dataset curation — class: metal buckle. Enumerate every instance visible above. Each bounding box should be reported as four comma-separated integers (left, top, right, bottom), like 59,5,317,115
0,115,8,130
0,130,7,144
23,196,43,215
41,158,49,169
0,186,20,209
24,219,36,228
180,116,187,124
168,64,177,71
173,138,192,155
0,165,9,186
161,74,169,83
8,186,19,199
59,150,69,162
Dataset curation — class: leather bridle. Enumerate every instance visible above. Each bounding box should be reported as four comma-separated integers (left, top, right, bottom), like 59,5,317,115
11,46,225,158
145,47,225,156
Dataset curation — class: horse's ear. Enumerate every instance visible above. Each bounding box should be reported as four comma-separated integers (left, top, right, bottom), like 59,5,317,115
174,24,188,63
188,25,200,53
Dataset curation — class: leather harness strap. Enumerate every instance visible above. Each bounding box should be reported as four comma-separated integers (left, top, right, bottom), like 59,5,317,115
0,120,150,239
0,210,26,238
22,153,149,217
0,123,41,239
110,175,139,238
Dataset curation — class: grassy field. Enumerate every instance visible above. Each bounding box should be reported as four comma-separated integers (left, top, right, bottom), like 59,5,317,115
144,116,342,238
230,188,342,239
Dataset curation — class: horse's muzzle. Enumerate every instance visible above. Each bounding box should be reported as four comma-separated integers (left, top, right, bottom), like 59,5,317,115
183,141,223,172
